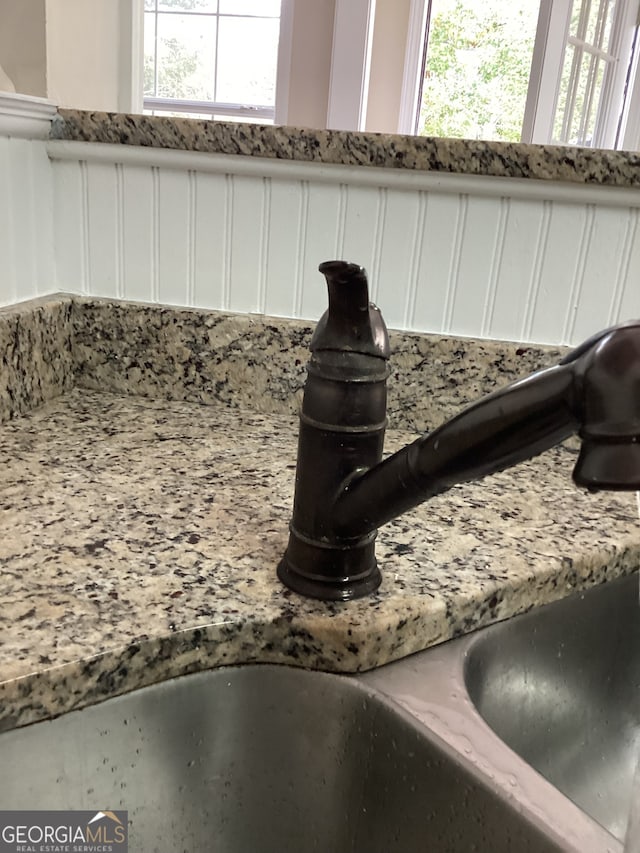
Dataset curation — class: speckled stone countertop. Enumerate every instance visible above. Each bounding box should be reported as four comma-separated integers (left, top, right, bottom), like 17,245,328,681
1,295,639,731
50,108,640,187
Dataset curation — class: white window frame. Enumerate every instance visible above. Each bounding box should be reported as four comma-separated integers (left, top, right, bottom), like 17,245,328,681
399,0,640,147
523,0,640,147
140,0,293,124
326,0,377,131
398,0,430,134
122,0,145,114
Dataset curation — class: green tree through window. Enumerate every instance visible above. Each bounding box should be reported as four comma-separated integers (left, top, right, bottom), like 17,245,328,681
420,0,538,141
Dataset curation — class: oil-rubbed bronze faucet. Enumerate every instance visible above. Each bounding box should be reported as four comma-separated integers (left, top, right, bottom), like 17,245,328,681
278,260,640,601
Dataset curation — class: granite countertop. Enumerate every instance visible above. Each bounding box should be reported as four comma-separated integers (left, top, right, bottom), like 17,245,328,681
50,109,640,188
1,295,639,732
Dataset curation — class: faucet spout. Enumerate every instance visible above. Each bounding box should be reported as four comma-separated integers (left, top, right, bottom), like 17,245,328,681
277,261,640,601
331,361,579,539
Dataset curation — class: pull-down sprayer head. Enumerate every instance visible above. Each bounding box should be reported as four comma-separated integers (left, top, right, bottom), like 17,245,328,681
567,323,640,491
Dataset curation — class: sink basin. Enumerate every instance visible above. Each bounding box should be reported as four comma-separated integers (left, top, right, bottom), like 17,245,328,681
0,664,562,852
464,572,640,842
1,576,636,851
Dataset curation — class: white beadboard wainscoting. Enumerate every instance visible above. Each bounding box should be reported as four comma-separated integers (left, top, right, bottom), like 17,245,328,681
46,141,640,345
3,133,640,346
0,137,55,307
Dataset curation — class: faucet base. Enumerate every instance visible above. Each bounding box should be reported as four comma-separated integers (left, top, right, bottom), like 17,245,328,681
277,528,382,601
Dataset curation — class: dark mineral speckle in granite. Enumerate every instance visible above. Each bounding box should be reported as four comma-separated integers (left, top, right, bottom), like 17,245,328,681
0,296,74,424
0,295,638,732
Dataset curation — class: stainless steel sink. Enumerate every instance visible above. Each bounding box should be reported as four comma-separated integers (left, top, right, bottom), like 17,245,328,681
464,571,640,843
1,575,636,852
0,665,563,852
361,574,639,853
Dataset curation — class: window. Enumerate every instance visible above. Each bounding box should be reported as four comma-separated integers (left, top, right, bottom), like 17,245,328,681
404,0,640,148
524,0,640,147
417,0,539,141
143,0,282,122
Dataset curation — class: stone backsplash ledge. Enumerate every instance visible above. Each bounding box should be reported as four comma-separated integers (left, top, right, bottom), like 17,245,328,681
1,294,566,429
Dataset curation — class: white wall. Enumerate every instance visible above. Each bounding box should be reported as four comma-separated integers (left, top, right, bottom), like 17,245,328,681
0,0,406,130
45,0,139,113
0,0,138,112
366,0,411,133
0,136,54,305
0,0,47,98
42,140,640,346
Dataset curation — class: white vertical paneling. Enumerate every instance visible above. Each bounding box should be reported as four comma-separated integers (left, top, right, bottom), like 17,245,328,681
441,195,468,333
79,162,91,296
368,187,387,305
448,195,505,338
486,199,547,342
520,200,552,341
606,207,638,326
121,165,154,303
185,171,196,306
52,158,85,295
402,191,427,329
299,183,342,320
341,185,382,274
562,206,596,344
192,171,227,310
257,177,271,315
375,189,421,330
0,137,17,305
86,162,118,298
526,203,588,344
5,141,38,302
263,179,301,317
618,216,640,322
410,193,462,333
115,164,125,300
228,174,265,314
0,138,54,305
570,206,635,342
38,143,640,345
30,140,56,298
157,167,190,307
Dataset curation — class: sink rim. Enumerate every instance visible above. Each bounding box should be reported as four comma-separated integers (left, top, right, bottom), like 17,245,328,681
361,575,638,853
1,577,634,853
459,570,639,845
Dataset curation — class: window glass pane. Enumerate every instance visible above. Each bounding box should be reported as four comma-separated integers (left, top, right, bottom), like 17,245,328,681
553,43,576,141
216,16,279,104
157,0,217,11
419,0,538,141
584,58,605,142
569,51,593,143
156,13,216,99
585,0,610,46
601,0,616,48
144,0,156,11
570,0,582,38
143,13,157,96
554,45,600,144
218,0,280,17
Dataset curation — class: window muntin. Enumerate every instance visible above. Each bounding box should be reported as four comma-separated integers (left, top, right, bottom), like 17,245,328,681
410,0,640,148
143,0,281,121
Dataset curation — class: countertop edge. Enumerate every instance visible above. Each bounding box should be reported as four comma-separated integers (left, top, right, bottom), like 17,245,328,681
1,531,636,733
50,109,640,189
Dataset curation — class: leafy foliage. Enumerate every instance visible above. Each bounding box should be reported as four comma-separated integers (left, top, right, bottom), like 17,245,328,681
420,0,537,141
144,37,202,99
